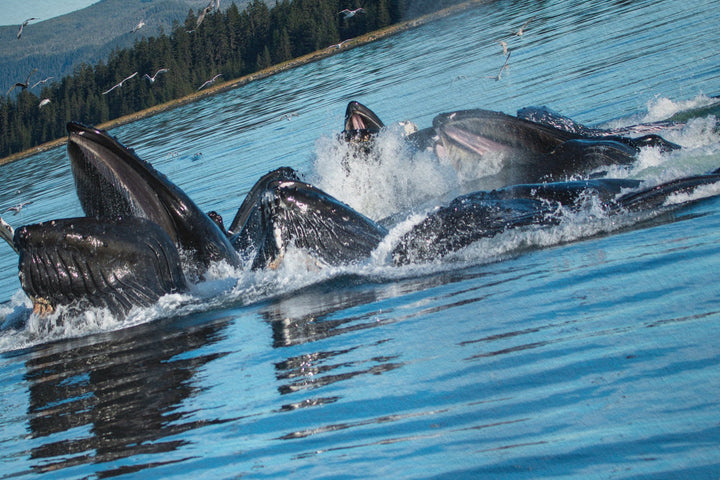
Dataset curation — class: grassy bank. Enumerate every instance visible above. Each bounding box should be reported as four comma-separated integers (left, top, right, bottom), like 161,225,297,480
0,1,484,166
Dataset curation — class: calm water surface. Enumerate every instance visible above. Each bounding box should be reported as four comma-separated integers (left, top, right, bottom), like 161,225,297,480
1,0,720,478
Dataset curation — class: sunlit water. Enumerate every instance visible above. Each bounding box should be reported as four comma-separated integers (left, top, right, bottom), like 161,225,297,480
1,0,720,478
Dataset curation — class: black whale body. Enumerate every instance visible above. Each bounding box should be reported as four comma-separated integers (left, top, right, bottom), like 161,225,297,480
4,106,720,320
66,122,240,273
15,217,188,316
424,109,643,183
392,171,720,264
341,102,679,189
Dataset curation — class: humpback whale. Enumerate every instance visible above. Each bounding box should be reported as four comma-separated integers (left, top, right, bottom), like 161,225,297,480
339,102,681,189
517,98,720,139
227,167,387,269
15,217,188,315
392,170,720,265
66,122,240,273
516,105,683,151
0,123,241,316
1,100,719,321
341,101,385,143
409,109,669,189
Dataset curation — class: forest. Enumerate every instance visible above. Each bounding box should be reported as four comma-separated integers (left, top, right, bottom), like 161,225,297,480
0,0,421,158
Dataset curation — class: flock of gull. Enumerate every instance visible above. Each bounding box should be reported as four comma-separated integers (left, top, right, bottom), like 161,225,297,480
2,2,493,218
453,16,535,85
7,1,372,107
5,1,225,105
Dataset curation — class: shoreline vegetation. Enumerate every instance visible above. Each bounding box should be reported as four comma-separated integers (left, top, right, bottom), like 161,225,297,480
0,1,484,167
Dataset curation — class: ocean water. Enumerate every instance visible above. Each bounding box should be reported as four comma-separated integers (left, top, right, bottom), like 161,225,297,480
1,0,720,478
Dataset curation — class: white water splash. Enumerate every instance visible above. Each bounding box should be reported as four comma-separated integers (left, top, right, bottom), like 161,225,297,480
643,94,718,123
310,125,460,220
2,96,719,352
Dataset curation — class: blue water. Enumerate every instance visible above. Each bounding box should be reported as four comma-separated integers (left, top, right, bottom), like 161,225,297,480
1,0,720,478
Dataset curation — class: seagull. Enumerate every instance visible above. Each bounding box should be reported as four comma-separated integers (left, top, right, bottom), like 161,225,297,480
496,40,508,56
38,98,51,108
514,17,534,36
17,17,38,39
6,68,38,95
486,52,511,81
196,4,213,27
197,73,222,90
4,201,33,215
451,74,471,85
339,8,365,19
280,112,299,121
131,20,145,33
102,72,138,95
144,68,169,83
30,76,54,89
328,39,350,49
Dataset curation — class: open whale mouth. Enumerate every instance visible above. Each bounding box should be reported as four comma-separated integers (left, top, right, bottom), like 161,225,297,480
341,101,385,142
66,122,177,235
66,122,239,270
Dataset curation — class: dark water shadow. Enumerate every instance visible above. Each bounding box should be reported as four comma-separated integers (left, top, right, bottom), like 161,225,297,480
20,313,234,477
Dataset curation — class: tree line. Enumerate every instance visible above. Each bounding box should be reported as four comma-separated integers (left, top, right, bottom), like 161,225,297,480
0,0,412,158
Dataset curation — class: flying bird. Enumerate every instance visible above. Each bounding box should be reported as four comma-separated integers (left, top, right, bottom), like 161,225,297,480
102,72,138,95
328,39,350,50
514,17,534,36
30,76,54,89
339,8,365,19
6,68,38,95
496,40,508,56
4,201,33,215
17,18,38,39
131,20,146,33
197,74,223,90
38,98,51,108
486,52,511,81
144,68,169,83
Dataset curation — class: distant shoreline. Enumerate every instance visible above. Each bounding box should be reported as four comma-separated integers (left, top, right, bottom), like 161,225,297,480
0,1,484,166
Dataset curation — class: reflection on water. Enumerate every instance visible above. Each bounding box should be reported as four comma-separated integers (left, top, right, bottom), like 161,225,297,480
1,0,720,477
23,316,231,476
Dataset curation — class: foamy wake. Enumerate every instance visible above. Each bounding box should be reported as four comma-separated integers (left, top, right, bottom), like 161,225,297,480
2,95,719,351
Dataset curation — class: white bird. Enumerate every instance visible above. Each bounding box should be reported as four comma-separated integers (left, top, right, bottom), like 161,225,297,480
17,17,38,39
197,73,222,91
38,98,51,108
196,5,212,27
486,52,511,81
30,76,54,89
131,20,145,33
280,112,299,121
6,68,38,95
514,17,534,36
339,8,365,19
143,68,169,83
102,72,138,95
328,39,350,50
496,40,508,56
4,201,33,215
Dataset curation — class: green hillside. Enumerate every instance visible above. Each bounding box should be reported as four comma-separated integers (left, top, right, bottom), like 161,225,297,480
0,0,253,91
0,0,467,160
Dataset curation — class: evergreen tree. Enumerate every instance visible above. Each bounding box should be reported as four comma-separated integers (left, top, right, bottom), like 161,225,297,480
0,0,436,158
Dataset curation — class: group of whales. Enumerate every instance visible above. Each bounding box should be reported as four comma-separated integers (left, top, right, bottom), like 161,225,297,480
1,97,719,319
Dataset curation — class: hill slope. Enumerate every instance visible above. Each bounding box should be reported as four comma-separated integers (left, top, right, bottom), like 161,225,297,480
0,0,250,92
